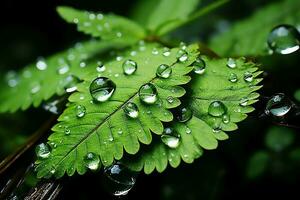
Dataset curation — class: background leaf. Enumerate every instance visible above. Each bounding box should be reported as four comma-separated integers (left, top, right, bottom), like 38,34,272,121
265,126,295,152
209,0,300,56
126,57,263,174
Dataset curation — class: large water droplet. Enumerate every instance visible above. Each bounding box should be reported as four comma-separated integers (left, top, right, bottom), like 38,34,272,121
90,77,116,102
124,102,139,118
161,127,180,148
84,152,100,171
35,143,51,159
176,106,193,122
244,71,253,82
176,49,188,62
156,64,172,78
138,83,158,104
265,93,293,117
227,58,236,68
192,58,206,74
76,105,86,118
208,101,227,117
267,24,300,54
229,73,238,83
123,59,137,75
103,163,137,196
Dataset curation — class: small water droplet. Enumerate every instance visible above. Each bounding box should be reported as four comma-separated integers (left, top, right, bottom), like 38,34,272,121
186,127,192,134
152,48,159,55
31,83,41,94
244,71,253,82
118,129,123,135
130,51,137,56
123,102,139,118
116,56,123,61
267,24,300,54
96,61,106,72
116,32,122,38
84,152,100,171
50,167,56,174
176,49,188,62
63,75,80,93
227,58,236,68
192,58,206,74
239,97,249,106
222,114,230,124
49,142,57,149
161,127,180,148
156,64,172,78
43,99,61,114
180,42,187,50
167,96,174,104
162,48,171,57
138,83,158,104
90,77,116,102
103,163,137,196
35,143,51,159
76,105,86,118
73,18,79,23
64,127,71,135
265,93,293,117
97,13,104,20
229,73,238,83
123,60,137,75
36,58,47,70
5,71,19,87
57,65,69,75
89,13,96,20
176,106,193,122
79,62,86,68
208,101,227,117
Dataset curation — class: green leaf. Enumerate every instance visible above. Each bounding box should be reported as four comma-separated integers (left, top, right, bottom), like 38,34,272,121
209,0,300,56
294,89,300,102
35,43,200,178
57,6,146,44
146,0,200,32
0,40,125,113
246,151,270,179
265,126,295,152
125,57,263,174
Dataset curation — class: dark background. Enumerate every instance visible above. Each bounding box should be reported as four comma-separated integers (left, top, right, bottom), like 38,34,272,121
0,0,299,199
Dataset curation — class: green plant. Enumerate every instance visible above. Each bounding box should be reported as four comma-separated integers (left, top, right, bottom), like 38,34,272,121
1,0,273,196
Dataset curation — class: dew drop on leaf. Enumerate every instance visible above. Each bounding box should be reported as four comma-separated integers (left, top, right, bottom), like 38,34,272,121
36,58,47,71
208,101,227,117
192,57,206,75
30,82,41,94
156,64,172,78
76,105,86,118
229,73,238,83
96,61,106,72
239,97,249,106
57,64,69,75
84,152,100,171
123,102,139,118
227,58,236,68
176,106,193,122
167,96,174,104
244,71,253,82
5,71,19,87
35,143,51,159
138,83,158,104
186,127,192,134
161,127,181,148
267,24,300,54
122,59,137,75
162,47,171,57
90,77,116,102
43,99,61,115
103,163,137,196
265,93,293,117
63,75,80,93
176,49,188,62
152,48,159,55
64,127,71,135
222,114,230,124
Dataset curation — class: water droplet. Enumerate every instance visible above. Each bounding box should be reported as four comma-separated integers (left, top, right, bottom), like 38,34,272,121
227,58,236,68
161,127,180,148
123,102,139,118
116,32,122,38
162,48,171,57
90,77,116,102
89,13,96,20
186,127,192,134
229,73,238,83
35,143,51,159
97,13,104,20
57,65,69,75
76,105,86,118
84,152,100,171
96,61,106,72
152,48,159,55
176,49,188,62
208,101,227,117
239,97,249,106
64,127,71,135
130,51,137,56
103,163,137,196
64,75,80,93
116,56,123,61
267,24,300,54
79,62,86,68
43,99,60,114
167,96,174,104
31,83,41,94
50,167,56,174
49,142,57,149
36,58,47,70
176,106,193,122
265,93,293,117
118,129,123,135
156,64,172,78
244,71,253,82
123,60,137,75
222,114,230,124
180,42,187,50
192,58,206,74
5,71,19,87
73,18,79,23
138,83,158,104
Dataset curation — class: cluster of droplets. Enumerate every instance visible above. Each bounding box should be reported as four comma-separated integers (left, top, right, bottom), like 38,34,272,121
208,101,230,132
267,24,300,55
